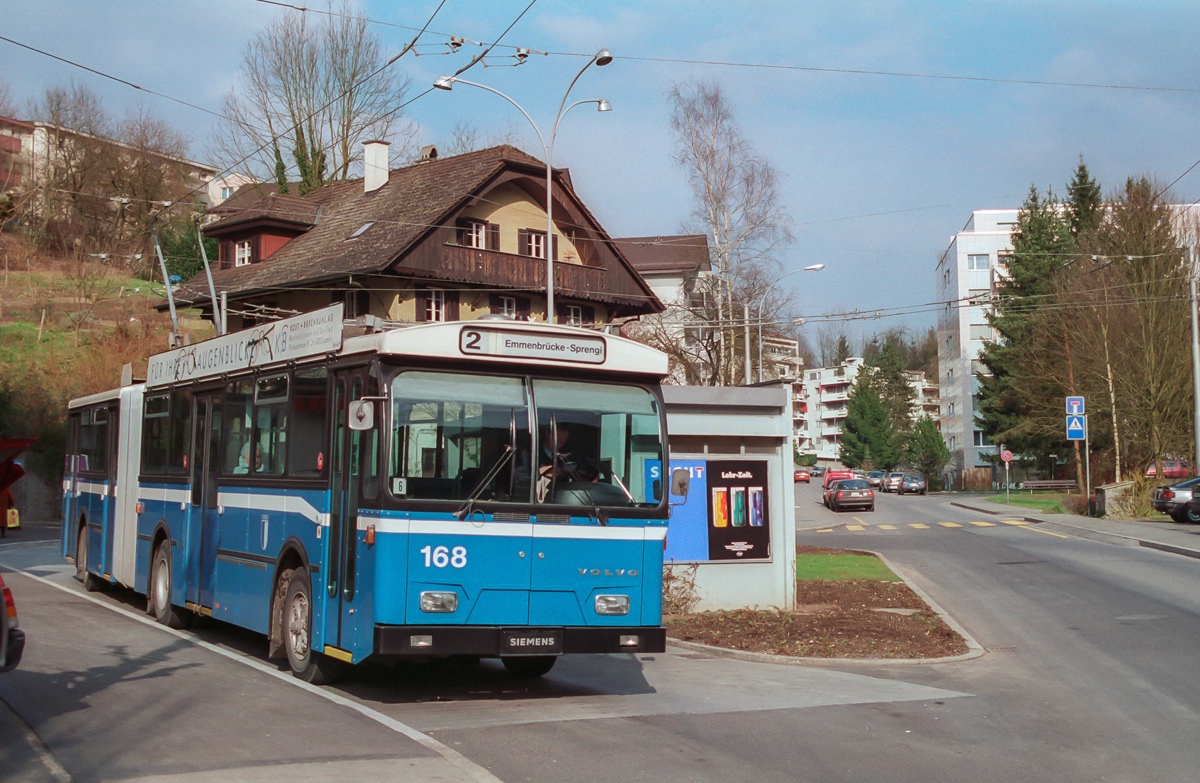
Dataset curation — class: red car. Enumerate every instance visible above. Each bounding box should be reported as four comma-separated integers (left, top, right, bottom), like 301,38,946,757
1,573,24,672
822,470,855,491
794,469,811,483
1146,459,1191,479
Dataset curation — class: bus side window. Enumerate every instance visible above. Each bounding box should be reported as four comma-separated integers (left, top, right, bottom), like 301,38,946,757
289,367,328,478
254,375,288,475
142,395,171,475
167,389,192,476
223,381,254,474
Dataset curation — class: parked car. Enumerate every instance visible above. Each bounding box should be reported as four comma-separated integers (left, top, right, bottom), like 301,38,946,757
794,469,811,483
1152,477,1200,523
810,466,825,478
865,470,885,488
822,470,856,491
1,573,24,673
829,478,875,512
1146,459,1191,479
897,474,927,495
880,472,905,492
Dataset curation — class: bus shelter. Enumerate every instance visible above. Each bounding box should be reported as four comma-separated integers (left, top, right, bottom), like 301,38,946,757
662,384,796,611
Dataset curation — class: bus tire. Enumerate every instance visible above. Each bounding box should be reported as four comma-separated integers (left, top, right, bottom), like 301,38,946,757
76,527,102,593
501,655,557,678
150,541,187,629
283,567,343,685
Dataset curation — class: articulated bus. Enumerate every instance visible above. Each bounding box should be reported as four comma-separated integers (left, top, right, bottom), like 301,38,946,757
63,304,685,682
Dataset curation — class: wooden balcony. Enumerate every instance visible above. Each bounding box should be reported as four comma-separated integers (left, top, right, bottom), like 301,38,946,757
435,243,621,302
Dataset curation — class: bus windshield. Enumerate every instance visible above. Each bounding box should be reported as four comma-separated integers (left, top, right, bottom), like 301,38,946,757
388,371,664,509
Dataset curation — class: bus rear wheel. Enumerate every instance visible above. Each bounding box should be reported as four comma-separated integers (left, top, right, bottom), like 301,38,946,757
76,527,102,593
501,655,557,678
149,541,188,628
282,567,343,685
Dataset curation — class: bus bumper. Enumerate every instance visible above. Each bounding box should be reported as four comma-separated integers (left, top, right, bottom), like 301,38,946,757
373,625,667,657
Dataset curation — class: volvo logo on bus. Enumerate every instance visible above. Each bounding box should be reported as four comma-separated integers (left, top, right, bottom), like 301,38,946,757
578,567,638,577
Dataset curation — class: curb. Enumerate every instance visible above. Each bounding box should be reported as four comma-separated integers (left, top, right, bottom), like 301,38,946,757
667,552,985,667
949,501,1044,524
1036,516,1200,560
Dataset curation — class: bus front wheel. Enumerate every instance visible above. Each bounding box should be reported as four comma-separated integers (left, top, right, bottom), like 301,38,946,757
501,655,557,678
282,567,343,685
75,527,102,593
149,541,187,628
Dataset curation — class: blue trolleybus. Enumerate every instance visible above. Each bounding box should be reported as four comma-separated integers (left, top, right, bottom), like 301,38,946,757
63,304,682,682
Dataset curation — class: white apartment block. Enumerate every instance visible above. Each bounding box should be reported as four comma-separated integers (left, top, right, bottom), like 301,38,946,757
935,209,1016,483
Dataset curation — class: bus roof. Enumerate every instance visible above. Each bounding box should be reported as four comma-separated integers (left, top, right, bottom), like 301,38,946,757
68,384,143,410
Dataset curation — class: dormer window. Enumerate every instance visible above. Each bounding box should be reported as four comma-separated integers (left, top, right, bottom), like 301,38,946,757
347,221,375,240
235,240,252,267
518,229,557,260
457,218,498,250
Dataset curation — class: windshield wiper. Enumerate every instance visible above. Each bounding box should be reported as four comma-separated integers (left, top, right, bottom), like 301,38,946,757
454,444,515,520
610,471,636,505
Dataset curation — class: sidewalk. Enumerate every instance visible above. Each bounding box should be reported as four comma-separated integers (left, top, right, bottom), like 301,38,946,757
949,495,1200,559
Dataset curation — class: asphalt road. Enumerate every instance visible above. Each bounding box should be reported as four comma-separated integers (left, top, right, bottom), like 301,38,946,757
2,491,1200,782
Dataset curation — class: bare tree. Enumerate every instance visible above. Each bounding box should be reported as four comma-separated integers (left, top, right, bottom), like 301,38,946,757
211,0,414,194
0,79,15,117
443,117,525,157
666,80,794,384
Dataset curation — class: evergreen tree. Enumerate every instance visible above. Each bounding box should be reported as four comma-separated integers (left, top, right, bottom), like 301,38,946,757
1066,156,1102,240
833,334,851,365
840,372,901,470
976,185,1075,459
906,415,951,488
869,334,915,433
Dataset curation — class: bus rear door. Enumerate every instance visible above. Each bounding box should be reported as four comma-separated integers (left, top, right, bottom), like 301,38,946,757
187,391,222,610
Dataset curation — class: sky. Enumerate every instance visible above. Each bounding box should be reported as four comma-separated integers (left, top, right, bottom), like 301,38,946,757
5,0,1200,347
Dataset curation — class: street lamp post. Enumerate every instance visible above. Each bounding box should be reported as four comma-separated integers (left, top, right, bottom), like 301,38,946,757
757,264,825,383
434,49,612,324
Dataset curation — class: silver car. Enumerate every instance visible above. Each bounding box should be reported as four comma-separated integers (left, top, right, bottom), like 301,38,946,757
881,472,905,492
1151,477,1200,523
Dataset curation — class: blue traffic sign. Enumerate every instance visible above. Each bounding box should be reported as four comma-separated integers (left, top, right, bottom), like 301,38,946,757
1066,414,1086,441
1066,396,1085,415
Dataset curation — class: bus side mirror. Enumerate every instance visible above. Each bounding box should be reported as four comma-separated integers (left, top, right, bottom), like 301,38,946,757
670,468,690,500
348,400,374,431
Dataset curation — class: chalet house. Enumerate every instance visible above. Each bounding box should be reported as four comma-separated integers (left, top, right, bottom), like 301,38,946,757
174,143,663,330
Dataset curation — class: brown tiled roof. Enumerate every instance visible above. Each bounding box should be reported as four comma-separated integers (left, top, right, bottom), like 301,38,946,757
183,145,558,303
615,235,711,275
206,191,327,231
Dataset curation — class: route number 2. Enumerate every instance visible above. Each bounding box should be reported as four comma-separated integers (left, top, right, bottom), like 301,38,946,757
420,545,467,568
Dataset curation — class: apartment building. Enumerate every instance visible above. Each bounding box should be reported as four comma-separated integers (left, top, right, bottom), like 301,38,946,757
935,209,1016,485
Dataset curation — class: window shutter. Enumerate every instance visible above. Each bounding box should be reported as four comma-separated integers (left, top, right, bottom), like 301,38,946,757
252,235,260,264
487,223,500,251
556,306,566,325
488,294,501,313
582,305,595,324
218,241,230,269
552,234,558,261
446,292,460,321
455,218,470,246
517,297,531,321
517,229,530,257
414,289,427,322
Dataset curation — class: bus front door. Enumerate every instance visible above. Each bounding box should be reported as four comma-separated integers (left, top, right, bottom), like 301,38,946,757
322,369,373,662
187,392,222,610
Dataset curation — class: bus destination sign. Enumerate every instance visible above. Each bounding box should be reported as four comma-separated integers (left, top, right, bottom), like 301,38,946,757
146,303,344,388
459,326,606,365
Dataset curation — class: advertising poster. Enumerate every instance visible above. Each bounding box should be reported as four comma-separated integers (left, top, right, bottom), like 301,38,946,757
706,460,770,560
660,458,770,562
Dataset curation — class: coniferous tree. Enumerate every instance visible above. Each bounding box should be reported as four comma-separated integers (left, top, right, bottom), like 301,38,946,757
840,372,900,470
1066,157,1103,240
869,334,915,433
907,415,952,488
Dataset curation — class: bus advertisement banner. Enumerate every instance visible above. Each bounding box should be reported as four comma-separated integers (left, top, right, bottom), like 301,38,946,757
146,304,344,387
660,458,771,563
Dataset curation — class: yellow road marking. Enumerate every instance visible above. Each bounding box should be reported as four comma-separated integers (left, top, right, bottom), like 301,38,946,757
853,516,868,526
1023,526,1070,539
910,523,929,529
878,524,897,530
969,521,996,527
938,522,962,528
1001,520,1029,526
846,525,864,531
816,528,834,533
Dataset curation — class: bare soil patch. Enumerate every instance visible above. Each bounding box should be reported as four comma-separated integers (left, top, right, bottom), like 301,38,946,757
665,547,968,659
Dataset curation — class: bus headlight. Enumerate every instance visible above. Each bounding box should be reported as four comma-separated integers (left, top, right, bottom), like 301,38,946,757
595,594,630,616
420,591,458,613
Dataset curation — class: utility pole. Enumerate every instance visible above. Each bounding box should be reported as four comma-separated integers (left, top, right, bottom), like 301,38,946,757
743,304,752,385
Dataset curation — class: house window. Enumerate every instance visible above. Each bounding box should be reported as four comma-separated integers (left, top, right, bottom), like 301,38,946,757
457,219,499,250
973,430,991,447
342,290,370,319
948,401,955,416
220,186,235,200
967,254,990,271
235,240,252,267
518,229,556,260
949,436,956,451
425,289,445,322
565,305,583,326
497,296,517,317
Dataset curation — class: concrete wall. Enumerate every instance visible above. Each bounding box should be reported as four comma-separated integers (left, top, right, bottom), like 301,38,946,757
664,384,796,611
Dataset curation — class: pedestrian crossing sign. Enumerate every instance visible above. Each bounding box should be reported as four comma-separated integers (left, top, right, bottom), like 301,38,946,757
1066,414,1086,441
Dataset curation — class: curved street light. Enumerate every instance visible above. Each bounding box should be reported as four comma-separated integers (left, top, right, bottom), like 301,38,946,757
757,263,824,383
434,49,612,323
